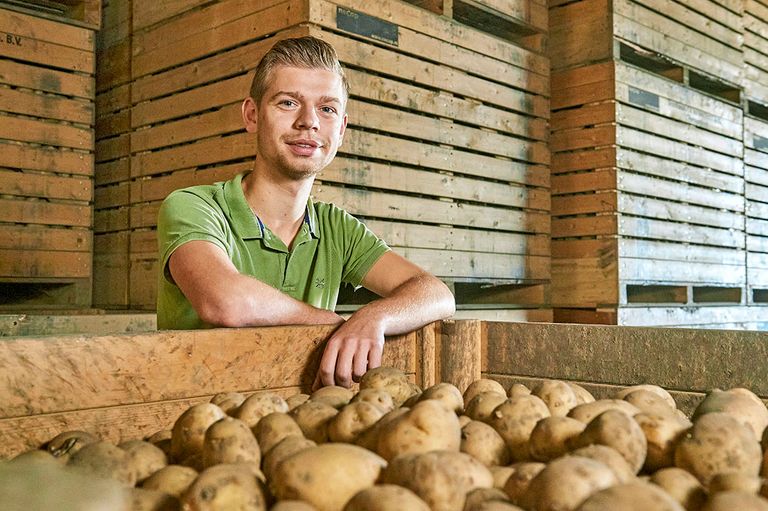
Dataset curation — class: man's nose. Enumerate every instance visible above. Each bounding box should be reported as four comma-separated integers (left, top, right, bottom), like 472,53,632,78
295,105,320,130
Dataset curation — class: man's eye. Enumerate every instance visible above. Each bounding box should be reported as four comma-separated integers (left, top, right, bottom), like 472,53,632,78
279,100,297,107
320,106,337,114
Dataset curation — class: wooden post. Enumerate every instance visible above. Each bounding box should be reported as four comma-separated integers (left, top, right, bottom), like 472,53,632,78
415,322,438,389
439,319,481,393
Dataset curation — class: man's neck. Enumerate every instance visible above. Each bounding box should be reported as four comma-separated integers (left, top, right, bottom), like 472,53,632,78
241,167,314,248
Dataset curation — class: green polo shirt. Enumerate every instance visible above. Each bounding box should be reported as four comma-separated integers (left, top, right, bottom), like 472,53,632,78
156,173,389,329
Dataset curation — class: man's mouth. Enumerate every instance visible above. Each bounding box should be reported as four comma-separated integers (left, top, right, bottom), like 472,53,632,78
287,139,322,148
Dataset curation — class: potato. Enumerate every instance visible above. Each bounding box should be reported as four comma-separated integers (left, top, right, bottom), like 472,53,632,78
650,467,706,511
254,412,303,454
170,403,226,463
235,392,289,428
355,407,408,452
635,412,692,472
459,415,473,428
147,430,173,459
467,502,525,511
289,401,338,443
461,420,511,466
507,384,531,398
622,390,678,417
359,367,416,406
210,392,246,415
702,491,768,511
350,388,395,413
310,386,354,409
693,388,768,440
128,487,181,511
286,394,310,410
674,412,762,485
614,385,676,410
45,430,98,462
271,501,318,511
572,409,647,473
343,484,430,511
421,382,464,414
528,416,586,462
568,383,595,405
10,449,64,465
464,379,507,408
67,440,136,486
487,395,550,461
141,465,198,498
272,443,386,511
382,450,494,511
763,448,768,478
567,399,640,424
490,465,515,490
180,463,267,511
262,436,316,483
119,439,168,483
463,487,511,511
377,399,461,461
202,417,260,469
327,401,385,443
708,473,762,495
465,392,508,422
520,456,618,511
502,462,546,505
532,380,579,417
569,445,636,483
575,481,685,510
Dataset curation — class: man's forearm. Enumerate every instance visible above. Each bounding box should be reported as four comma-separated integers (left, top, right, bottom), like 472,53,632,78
349,272,455,336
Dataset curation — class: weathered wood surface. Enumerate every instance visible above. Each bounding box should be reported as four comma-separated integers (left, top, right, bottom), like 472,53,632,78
0,313,155,337
0,323,437,457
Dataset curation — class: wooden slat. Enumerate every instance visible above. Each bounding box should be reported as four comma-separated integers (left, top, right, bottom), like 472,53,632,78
0,250,91,279
0,170,91,202
620,215,745,248
0,59,93,99
549,0,613,72
618,192,744,230
0,143,91,176
0,8,94,51
552,214,617,238
0,114,93,151
620,257,745,285
0,17,94,73
131,0,211,31
0,88,93,126
0,225,91,252
395,247,550,280
0,198,92,227
616,306,768,328
439,320,481,394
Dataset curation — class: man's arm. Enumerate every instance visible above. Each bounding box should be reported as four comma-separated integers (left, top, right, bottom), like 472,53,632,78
314,251,455,388
169,240,343,327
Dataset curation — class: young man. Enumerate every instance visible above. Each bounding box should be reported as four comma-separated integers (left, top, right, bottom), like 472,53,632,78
157,36,455,388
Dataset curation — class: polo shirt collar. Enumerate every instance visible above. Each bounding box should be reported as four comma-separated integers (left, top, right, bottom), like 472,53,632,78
227,173,320,240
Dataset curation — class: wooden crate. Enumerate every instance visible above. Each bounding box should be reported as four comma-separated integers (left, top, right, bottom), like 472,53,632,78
3,319,768,459
0,0,101,28
0,8,96,310
744,0,768,104
745,111,768,305
93,0,551,312
550,56,746,316
550,0,744,87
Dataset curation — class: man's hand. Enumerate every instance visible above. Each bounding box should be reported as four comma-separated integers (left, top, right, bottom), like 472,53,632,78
313,311,385,389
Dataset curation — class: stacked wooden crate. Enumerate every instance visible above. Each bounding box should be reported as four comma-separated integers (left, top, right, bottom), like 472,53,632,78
93,0,552,317
549,0,764,328
743,0,768,307
0,3,99,310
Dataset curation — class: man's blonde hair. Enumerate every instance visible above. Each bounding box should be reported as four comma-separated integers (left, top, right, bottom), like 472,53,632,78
249,36,349,103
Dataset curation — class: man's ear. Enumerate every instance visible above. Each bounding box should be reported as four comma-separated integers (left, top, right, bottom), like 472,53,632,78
242,97,258,133
338,113,348,146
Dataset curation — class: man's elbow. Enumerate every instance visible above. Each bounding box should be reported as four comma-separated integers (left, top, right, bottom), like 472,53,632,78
196,296,249,327
429,275,456,318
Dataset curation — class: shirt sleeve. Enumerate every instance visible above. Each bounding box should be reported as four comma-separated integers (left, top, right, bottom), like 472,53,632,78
157,189,229,285
337,208,390,286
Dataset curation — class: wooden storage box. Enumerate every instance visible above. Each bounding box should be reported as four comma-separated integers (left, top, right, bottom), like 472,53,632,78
0,7,97,310
550,54,749,326
93,0,551,315
745,113,768,306
3,319,767,459
744,0,768,104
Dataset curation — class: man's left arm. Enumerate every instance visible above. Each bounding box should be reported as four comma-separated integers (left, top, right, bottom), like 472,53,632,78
314,251,455,388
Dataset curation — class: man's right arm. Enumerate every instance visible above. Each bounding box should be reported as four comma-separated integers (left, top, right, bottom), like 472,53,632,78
168,240,343,327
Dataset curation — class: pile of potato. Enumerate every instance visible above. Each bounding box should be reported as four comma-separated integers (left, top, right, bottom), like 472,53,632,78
5,367,768,511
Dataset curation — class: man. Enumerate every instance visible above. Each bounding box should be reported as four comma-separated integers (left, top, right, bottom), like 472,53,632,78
157,36,455,388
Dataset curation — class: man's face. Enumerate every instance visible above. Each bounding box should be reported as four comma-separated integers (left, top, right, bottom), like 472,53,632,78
249,66,348,180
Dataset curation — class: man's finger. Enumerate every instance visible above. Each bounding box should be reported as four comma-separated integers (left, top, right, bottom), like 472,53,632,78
318,338,341,388
351,344,370,383
335,339,357,388
368,340,383,369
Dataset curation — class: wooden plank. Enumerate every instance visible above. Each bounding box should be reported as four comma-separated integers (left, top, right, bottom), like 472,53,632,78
0,142,91,176
619,215,745,248
395,247,550,280
552,192,617,216
549,0,613,71
0,170,91,202
552,254,619,307
552,215,617,238
0,198,92,227
0,88,93,126
629,0,742,47
551,147,617,174
550,125,616,153
130,164,248,203
620,257,745,286
484,321,768,394
0,8,94,51
0,312,155,337
619,173,744,213
320,158,549,208
95,83,130,117
131,0,211,31
364,220,550,256
95,135,129,164
0,250,90,279
453,0,547,32
95,158,130,186
0,59,93,99
95,37,130,92
0,114,93,151
94,181,130,209
93,231,129,307
95,109,130,140
0,325,419,417
551,61,614,92
551,103,616,131
130,106,241,153
552,169,616,194
129,255,157,309
748,218,768,238
0,225,91,252
616,306,768,328
619,238,745,266
440,319,481,394
314,184,550,232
